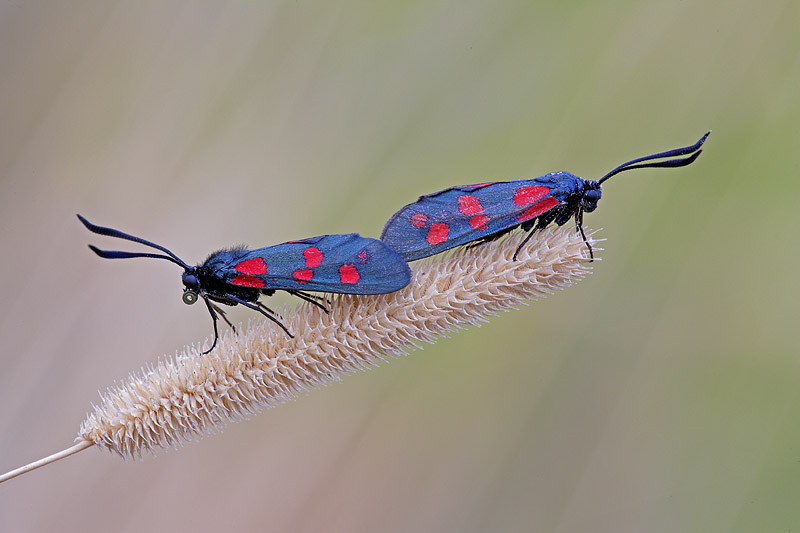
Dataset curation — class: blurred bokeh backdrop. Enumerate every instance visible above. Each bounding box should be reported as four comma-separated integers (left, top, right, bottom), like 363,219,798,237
1,2,798,532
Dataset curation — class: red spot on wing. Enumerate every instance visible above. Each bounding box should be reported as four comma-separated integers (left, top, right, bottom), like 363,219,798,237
470,214,488,229
410,213,428,228
339,264,360,284
292,269,313,282
518,196,559,221
357,249,369,264
235,257,267,275
231,275,265,288
513,185,550,206
304,246,323,268
426,223,449,245
458,195,483,215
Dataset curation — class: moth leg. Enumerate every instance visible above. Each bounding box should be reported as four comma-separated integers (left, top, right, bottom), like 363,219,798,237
512,209,566,260
287,290,329,313
226,294,294,338
574,209,594,261
513,228,538,261
209,301,236,333
200,297,222,354
465,228,510,251
254,300,275,315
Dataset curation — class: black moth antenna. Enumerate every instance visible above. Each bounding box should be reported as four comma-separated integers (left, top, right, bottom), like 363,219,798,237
597,131,710,184
572,131,711,257
512,131,710,261
77,214,191,269
77,214,261,354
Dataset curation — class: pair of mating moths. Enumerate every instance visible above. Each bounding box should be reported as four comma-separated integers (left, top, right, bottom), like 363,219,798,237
80,132,708,352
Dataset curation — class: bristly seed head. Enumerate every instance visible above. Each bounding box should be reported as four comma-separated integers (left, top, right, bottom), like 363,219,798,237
78,226,598,458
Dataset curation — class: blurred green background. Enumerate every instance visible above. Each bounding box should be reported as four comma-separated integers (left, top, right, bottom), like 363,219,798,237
1,2,798,532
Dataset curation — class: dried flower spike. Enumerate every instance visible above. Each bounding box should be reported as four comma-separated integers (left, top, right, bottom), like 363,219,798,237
0,226,596,482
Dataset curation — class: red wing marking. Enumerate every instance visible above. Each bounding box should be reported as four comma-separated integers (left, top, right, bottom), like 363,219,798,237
339,264,360,284
292,269,313,282
426,222,449,245
513,185,550,206
235,257,267,275
469,214,488,229
458,195,483,216
410,213,428,228
304,246,324,268
517,196,559,222
357,249,369,264
231,275,265,288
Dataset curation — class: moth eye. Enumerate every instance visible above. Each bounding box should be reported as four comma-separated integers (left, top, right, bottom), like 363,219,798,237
182,272,199,289
183,290,199,305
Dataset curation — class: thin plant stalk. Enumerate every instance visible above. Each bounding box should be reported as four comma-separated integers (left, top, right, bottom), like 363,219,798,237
0,226,596,482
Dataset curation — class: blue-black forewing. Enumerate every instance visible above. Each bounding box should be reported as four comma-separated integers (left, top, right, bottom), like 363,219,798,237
211,234,411,294
381,173,584,261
